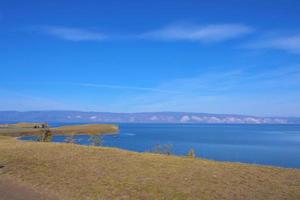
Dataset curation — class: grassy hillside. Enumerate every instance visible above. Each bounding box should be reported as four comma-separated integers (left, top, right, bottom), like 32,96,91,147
0,123,119,137
0,136,300,200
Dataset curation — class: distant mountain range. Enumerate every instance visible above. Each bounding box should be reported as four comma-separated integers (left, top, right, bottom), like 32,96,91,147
0,111,299,124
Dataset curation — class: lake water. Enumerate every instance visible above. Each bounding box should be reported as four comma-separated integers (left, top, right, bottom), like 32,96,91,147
20,123,300,168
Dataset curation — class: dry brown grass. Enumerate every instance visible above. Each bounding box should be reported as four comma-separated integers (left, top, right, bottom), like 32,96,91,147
0,123,119,137
51,124,119,135
0,127,43,137
0,136,300,200
13,122,45,128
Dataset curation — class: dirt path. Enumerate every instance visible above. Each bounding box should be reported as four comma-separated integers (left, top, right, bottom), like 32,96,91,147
0,177,57,200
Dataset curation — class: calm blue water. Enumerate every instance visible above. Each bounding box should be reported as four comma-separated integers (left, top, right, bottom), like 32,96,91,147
20,123,300,168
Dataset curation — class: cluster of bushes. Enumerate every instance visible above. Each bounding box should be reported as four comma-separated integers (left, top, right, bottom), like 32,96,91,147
36,124,104,146
64,134,103,146
36,127,197,159
150,144,196,158
89,135,103,146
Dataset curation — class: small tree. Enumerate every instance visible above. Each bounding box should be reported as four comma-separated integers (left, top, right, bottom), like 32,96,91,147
89,135,103,146
65,134,76,144
151,144,173,155
187,148,196,158
37,123,52,142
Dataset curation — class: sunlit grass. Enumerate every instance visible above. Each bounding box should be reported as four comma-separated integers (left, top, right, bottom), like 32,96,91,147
0,136,300,200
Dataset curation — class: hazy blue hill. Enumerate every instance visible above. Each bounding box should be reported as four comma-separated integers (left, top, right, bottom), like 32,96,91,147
0,111,299,124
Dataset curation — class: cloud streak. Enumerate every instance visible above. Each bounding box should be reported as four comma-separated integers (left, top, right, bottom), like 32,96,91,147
2,66,300,115
245,35,300,54
41,26,106,41
37,23,254,43
140,23,254,42
121,66,300,115
77,83,180,94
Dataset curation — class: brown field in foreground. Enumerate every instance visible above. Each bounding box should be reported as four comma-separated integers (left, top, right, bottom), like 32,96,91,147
0,136,300,200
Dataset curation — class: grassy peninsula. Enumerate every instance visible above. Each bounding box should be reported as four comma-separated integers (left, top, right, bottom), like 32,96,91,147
0,123,119,137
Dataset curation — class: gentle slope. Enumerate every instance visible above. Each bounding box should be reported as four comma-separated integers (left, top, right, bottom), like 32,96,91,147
0,136,299,200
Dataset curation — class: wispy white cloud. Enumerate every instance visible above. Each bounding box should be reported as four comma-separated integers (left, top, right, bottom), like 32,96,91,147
2,66,300,115
245,35,300,54
140,23,254,42
113,66,300,115
37,23,253,43
41,26,106,41
77,83,179,94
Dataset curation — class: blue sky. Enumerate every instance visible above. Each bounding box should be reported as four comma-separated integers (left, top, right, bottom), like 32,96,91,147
1,0,300,116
